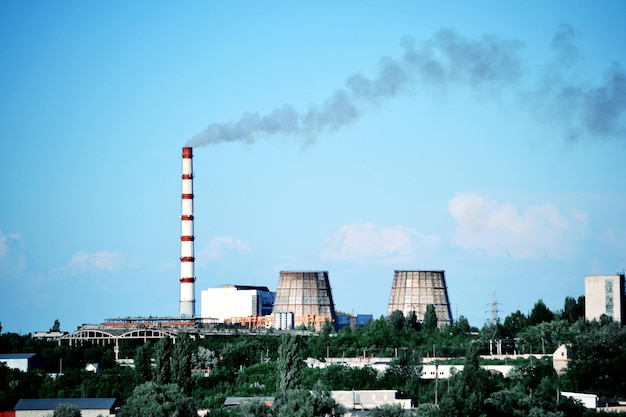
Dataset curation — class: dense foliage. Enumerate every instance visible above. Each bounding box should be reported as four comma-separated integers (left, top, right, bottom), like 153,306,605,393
1,296,625,416
52,403,82,417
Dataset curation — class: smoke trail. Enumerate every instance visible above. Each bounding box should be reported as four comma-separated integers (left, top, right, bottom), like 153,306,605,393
526,23,626,141
551,22,579,68
187,28,525,147
188,26,625,147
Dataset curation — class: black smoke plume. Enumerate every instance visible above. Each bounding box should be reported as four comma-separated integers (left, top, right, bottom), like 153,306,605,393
187,26,625,147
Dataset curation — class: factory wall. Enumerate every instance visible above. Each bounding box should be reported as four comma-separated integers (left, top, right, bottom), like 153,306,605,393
331,390,412,410
0,354,44,373
336,312,373,329
201,285,275,323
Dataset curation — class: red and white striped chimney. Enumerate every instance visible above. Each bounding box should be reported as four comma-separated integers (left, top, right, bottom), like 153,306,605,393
179,147,195,318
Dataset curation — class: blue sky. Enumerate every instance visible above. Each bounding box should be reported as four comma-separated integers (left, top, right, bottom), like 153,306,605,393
1,1,625,334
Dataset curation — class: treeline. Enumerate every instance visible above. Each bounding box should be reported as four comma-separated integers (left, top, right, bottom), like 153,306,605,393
1,295,625,416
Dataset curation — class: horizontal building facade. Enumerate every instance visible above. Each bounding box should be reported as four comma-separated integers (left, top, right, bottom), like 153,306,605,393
201,284,274,323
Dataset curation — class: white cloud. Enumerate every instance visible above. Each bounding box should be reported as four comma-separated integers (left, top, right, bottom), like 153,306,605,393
196,236,251,264
0,231,7,260
320,222,441,263
0,230,26,277
0,230,21,260
65,250,128,273
448,192,587,259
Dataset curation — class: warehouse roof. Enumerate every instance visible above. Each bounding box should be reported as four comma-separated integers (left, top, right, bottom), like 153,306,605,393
0,353,39,360
14,398,117,411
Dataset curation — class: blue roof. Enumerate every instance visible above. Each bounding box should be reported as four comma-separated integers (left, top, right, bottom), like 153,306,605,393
14,398,117,411
0,353,38,359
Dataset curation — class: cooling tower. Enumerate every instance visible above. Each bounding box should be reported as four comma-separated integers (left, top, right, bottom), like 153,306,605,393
179,147,195,318
273,271,337,331
387,270,453,327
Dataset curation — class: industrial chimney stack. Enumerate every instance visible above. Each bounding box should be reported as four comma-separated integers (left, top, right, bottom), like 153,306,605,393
179,147,196,318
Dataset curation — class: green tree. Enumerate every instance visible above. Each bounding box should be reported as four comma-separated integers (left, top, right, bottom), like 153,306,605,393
528,299,554,326
192,346,218,373
561,296,584,324
414,403,439,417
383,348,422,401
153,337,172,385
0,366,43,411
301,363,379,391
171,332,192,394
221,337,265,369
502,310,528,338
450,315,470,336
485,386,533,417
309,380,346,417
369,404,410,417
274,389,314,417
234,361,277,396
276,334,302,396
50,319,61,333
406,311,420,331
274,334,320,417
307,320,334,358
364,316,394,348
52,403,81,417
232,399,272,417
422,305,438,332
118,381,196,417
563,320,626,397
518,320,573,355
388,310,406,331
133,342,151,385
438,341,491,417
556,396,587,417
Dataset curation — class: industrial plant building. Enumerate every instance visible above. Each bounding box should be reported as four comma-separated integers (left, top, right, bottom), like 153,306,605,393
335,311,373,329
173,149,444,332
387,270,453,328
585,274,626,324
57,148,466,342
0,353,45,372
200,284,275,323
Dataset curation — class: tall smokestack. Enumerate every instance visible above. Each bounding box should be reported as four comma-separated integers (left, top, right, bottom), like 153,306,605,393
179,147,195,318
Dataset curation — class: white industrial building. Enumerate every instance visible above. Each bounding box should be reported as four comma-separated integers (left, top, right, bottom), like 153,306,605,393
201,284,275,323
585,274,625,324
561,392,598,409
0,353,45,372
331,390,412,411
219,392,411,414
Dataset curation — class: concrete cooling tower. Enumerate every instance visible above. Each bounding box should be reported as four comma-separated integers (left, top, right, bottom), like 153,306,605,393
273,271,337,331
387,270,453,328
